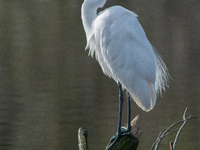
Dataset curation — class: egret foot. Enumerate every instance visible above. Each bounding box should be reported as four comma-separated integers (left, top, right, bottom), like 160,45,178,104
106,125,132,150
106,131,138,150
106,116,141,150
106,133,119,150
106,130,129,149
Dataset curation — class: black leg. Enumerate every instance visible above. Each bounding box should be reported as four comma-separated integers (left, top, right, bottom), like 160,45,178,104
106,83,132,149
106,82,124,149
121,92,131,133
127,92,131,132
117,82,123,136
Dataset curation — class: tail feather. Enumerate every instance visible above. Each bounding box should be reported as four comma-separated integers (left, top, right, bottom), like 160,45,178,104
152,46,170,95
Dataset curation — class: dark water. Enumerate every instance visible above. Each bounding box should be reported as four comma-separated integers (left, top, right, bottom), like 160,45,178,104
0,0,200,150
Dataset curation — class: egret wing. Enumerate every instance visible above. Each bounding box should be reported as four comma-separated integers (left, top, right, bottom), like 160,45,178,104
94,7,157,111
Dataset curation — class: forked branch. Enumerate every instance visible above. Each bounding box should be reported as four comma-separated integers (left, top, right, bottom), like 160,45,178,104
151,107,197,150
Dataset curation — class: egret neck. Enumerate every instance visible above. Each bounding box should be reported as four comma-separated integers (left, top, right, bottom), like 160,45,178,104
81,0,107,40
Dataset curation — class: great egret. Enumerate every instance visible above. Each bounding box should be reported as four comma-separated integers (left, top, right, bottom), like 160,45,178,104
81,0,170,148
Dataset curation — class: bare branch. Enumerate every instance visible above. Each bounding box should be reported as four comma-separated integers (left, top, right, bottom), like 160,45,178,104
152,108,197,150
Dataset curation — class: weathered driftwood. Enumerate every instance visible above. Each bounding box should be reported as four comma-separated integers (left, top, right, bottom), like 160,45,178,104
78,115,141,150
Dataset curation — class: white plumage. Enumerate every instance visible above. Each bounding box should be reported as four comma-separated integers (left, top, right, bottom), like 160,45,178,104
81,0,169,112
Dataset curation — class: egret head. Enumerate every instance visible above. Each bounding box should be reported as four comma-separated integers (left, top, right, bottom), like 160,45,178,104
83,0,107,9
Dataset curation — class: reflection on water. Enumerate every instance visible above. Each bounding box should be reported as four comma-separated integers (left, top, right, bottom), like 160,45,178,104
0,0,199,150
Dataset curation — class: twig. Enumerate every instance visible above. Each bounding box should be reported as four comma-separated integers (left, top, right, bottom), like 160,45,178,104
169,141,173,150
151,108,197,150
172,108,196,150
152,128,179,149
